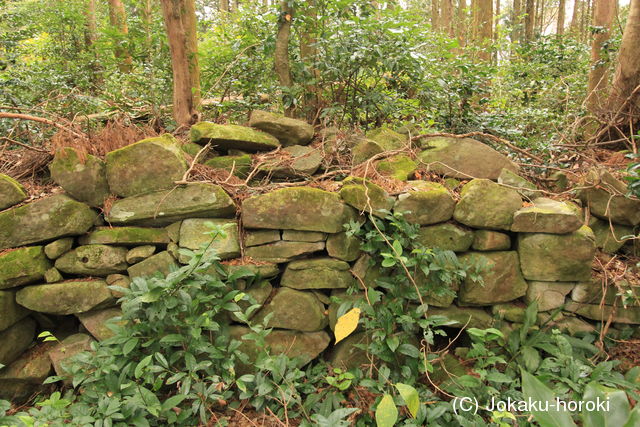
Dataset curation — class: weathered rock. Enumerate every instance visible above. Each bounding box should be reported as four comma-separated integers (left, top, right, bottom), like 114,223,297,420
230,326,330,367
77,308,122,341
44,268,63,283
518,226,595,281
179,218,240,262
525,281,575,311
106,183,235,226
205,154,252,178
243,187,356,233
281,230,326,242
376,154,417,181
394,181,455,225
554,316,596,335
232,281,273,322
106,274,132,298
352,254,383,288
190,122,280,152
55,245,128,276
570,279,631,305
565,300,640,324
0,194,97,250
492,303,526,322
339,177,394,217
105,134,188,197
244,230,280,247
579,170,640,226
245,241,325,263
0,343,53,401
327,332,371,370
253,287,327,331
453,179,522,230
471,230,511,251
427,305,495,329
0,173,27,211
418,137,518,180
0,290,30,332
0,318,36,366
281,257,355,289
126,245,155,264
498,168,537,199
49,333,94,382
588,217,635,254
416,223,474,252
0,246,51,289
165,221,182,243
326,232,361,261
223,263,280,279
79,226,170,246
417,274,458,308
16,280,113,315
511,198,582,234
366,127,407,149
249,110,314,146
127,251,178,279
44,238,74,259
458,251,527,305
258,145,322,177
49,147,110,207
328,291,366,330
352,139,384,164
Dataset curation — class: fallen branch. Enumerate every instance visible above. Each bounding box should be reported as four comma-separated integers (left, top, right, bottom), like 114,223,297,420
0,112,85,139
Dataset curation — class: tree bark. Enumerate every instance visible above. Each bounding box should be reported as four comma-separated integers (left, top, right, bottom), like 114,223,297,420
107,0,133,73
220,0,229,12
432,0,441,31
512,0,522,42
473,0,493,60
524,0,535,41
300,0,321,119
457,0,468,47
557,0,566,34
142,0,153,60
587,0,616,113
275,0,294,116
441,0,454,37
160,0,200,126
570,0,581,33
607,0,640,120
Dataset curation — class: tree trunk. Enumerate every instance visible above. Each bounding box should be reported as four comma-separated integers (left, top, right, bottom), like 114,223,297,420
524,0,535,41
300,0,321,119
275,0,294,116
220,0,229,12
512,0,522,42
472,0,493,60
457,0,468,47
432,0,441,31
160,0,200,126
107,0,133,73
183,0,200,108
142,0,153,61
84,0,97,48
587,0,616,113
557,0,566,34
570,0,581,33
441,0,454,36
607,0,640,120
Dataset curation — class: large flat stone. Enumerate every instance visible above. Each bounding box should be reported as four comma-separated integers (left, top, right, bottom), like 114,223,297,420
16,280,113,315
511,198,582,234
281,257,355,289
427,305,495,329
77,308,122,341
339,177,394,217
127,251,178,279
0,290,30,332
79,226,170,246
258,145,322,177
243,187,356,233
105,134,188,197
49,147,110,207
55,245,128,276
471,230,511,251
249,110,314,146
0,343,54,401
588,217,635,254
394,181,455,225
0,195,97,250
416,223,474,252
579,170,640,226
49,333,94,383
190,122,280,152
0,318,36,366
326,232,361,261
0,173,27,211
525,281,575,311
0,246,51,289
179,218,240,262
244,241,325,263
565,300,640,324
106,183,235,226
252,287,328,332
453,179,522,230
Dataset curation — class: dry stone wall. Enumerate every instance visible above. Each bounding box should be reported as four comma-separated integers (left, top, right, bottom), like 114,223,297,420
1,111,639,401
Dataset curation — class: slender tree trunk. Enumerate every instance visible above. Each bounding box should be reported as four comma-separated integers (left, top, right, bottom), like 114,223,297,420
570,0,581,33
142,0,153,61
441,0,454,36
537,0,545,34
607,0,640,121
473,0,493,60
587,0,615,113
84,0,101,86
432,0,441,30
557,0,566,34
275,0,294,116
457,0,468,46
220,0,229,12
183,0,200,108
160,0,200,126
108,0,133,73
512,0,522,42
300,0,321,119
524,0,535,41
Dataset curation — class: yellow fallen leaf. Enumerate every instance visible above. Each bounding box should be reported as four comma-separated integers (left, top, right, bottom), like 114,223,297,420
334,307,361,344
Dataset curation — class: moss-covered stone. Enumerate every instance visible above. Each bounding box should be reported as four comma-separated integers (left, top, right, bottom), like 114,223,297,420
49,147,110,207
326,331,371,370
79,226,170,246
394,181,455,225
427,305,495,329
351,254,383,288
243,187,356,233
339,177,394,217
376,154,417,181
244,230,280,247
249,110,314,146
517,226,595,281
190,122,280,152
281,230,326,242
365,127,407,150
0,318,36,366
231,281,273,323
16,280,113,315
204,154,252,178
351,139,384,164
565,300,640,324
525,281,575,311
328,291,366,331
106,183,235,226
105,134,188,197
0,343,54,402
165,221,182,243
416,223,474,252
252,287,328,331
222,263,280,279
125,245,155,264
458,251,528,305
127,251,178,279
0,173,27,211
49,333,94,383
498,168,537,199
511,198,582,234
588,217,635,254
0,246,51,289
0,290,30,332
258,145,322,177
245,241,325,263
179,218,240,262
77,308,122,341
0,194,97,250
579,170,640,226
326,232,362,261
418,136,518,179
492,303,526,322
44,238,74,259
281,257,355,289
44,268,63,283
471,230,511,251
55,245,128,276
570,279,631,305
453,179,522,230
106,274,131,298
